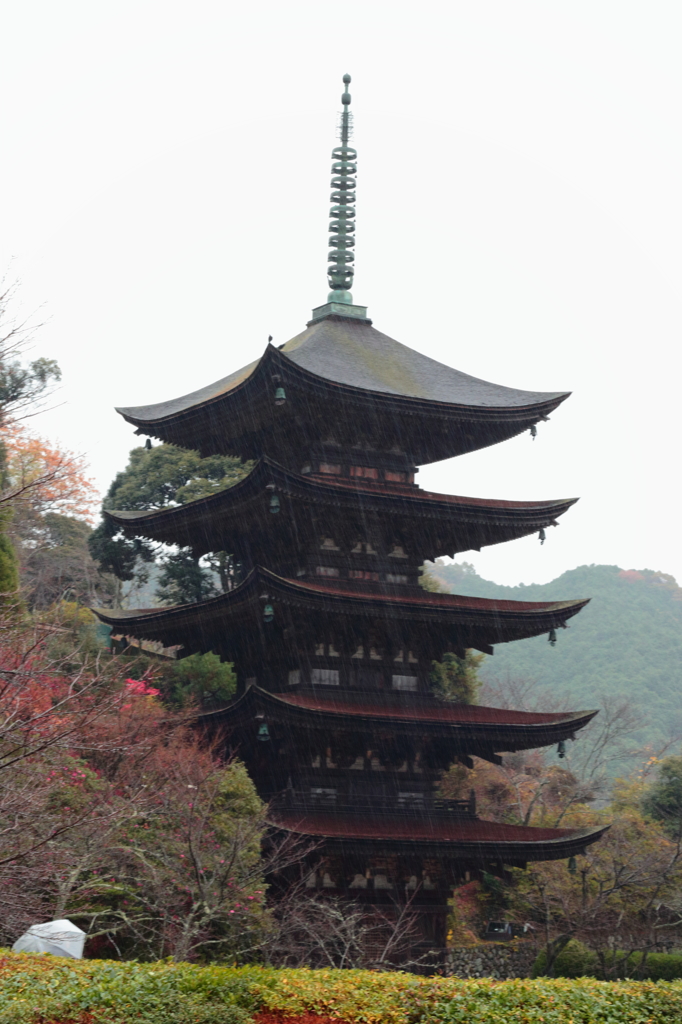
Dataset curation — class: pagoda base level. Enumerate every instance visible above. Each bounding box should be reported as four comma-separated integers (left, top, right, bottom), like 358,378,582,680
269,864,451,972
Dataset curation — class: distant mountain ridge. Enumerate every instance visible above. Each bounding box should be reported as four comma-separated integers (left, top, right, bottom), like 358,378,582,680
429,562,682,753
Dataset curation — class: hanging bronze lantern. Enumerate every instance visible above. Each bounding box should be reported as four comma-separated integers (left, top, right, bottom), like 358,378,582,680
257,721,271,741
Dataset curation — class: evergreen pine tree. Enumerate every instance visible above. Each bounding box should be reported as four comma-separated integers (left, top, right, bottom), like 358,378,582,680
0,508,19,602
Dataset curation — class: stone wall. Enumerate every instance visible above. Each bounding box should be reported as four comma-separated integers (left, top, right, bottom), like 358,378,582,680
445,940,539,979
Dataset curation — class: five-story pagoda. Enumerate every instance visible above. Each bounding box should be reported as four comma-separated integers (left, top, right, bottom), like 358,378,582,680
96,75,605,956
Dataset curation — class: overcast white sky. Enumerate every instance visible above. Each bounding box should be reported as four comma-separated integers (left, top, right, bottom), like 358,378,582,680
2,1,681,587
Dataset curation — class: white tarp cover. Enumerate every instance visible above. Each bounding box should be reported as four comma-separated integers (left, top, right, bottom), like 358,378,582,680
12,919,86,958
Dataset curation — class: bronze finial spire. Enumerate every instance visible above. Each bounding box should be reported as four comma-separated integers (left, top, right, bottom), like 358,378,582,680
327,74,356,303
311,74,369,323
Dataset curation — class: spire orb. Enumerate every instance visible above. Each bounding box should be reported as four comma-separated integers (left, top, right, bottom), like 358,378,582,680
327,289,353,305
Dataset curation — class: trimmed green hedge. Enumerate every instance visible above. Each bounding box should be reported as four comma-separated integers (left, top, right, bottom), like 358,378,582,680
3,951,682,1023
636,953,682,981
0,954,257,1024
533,940,682,980
532,940,597,978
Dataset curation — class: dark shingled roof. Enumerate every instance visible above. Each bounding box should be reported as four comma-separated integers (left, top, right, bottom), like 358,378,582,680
93,566,589,659
282,319,567,406
103,455,578,560
276,691,594,728
200,684,597,753
117,317,568,421
268,808,607,860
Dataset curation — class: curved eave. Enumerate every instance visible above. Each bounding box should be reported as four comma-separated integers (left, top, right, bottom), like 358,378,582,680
93,566,589,656
201,684,597,752
104,456,578,559
116,342,571,465
267,809,608,863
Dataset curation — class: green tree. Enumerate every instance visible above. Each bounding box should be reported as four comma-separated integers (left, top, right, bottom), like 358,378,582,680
159,651,237,708
0,355,61,420
0,280,61,426
89,443,251,605
419,565,484,704
156,548,218,605
87,516,149,585
0,507,19,603
643,756,682,839
430,650,484,704
102,443,248,510
0,425,17,607
419,562,448,593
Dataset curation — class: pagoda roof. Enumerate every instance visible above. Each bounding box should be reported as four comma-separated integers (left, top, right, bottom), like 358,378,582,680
116,319,570,464
93,566,588,657
202,683,597,753
104,456,578,559
267,807,607,863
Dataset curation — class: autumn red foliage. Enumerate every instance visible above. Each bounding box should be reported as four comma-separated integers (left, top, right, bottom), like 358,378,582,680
1,420,99,522
0,610,281,959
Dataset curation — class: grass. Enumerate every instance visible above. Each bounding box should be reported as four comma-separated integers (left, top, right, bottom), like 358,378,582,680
2,951,682,1023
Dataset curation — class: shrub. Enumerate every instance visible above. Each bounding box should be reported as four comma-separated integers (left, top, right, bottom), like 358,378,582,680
532,942,682,981
0,955,258,1024
640,953,682,980
3,954,682,1024
167,996,252,1024
600,951,682,981
532,939,597,977
424,976,682,1023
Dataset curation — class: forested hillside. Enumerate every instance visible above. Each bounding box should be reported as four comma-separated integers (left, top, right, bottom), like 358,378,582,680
429,562,682,754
